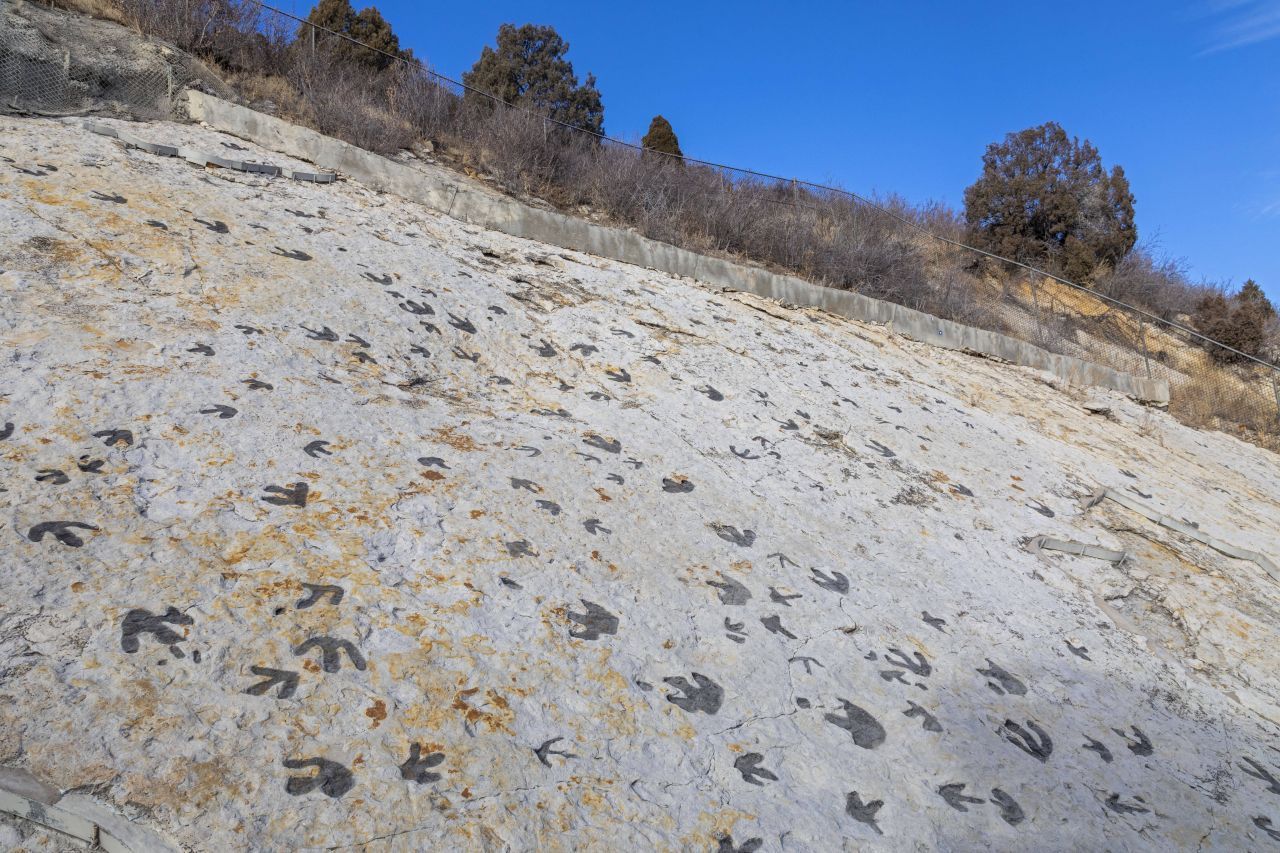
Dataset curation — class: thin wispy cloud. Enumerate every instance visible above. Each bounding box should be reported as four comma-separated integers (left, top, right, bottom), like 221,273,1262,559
1199,0,1280,54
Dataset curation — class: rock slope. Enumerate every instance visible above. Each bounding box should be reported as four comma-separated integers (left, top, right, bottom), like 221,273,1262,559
1,115,1279,851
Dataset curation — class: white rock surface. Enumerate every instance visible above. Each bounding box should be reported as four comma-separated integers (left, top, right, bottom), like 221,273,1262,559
1,116,1279,852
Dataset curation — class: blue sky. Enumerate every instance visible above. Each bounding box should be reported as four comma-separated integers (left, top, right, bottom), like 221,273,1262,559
321,1,1278,299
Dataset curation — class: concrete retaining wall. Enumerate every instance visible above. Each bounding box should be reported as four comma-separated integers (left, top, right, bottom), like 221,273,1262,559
184,90,1170,405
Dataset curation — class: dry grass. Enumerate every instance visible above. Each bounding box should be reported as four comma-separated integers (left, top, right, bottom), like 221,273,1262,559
38,0,127,24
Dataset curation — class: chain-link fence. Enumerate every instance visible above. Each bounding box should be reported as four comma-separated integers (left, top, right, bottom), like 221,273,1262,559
5,0,1279,449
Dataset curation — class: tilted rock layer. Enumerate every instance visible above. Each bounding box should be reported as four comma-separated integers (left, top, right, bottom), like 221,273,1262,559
1,116,1279,851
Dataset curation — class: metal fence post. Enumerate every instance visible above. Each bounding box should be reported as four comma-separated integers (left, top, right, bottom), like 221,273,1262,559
790,177,798,263
1272,368,1280,429
1138,315,1152,379
1028,275,1046,347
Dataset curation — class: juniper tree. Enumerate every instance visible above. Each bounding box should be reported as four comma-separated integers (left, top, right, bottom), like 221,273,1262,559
301,0,409,71
1194,280,1276,362
641,115,683,162
463,23,604,135
963,122,1136,282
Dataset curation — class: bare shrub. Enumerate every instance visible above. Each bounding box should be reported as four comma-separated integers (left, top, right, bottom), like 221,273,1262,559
115,0,268,62
1093,244,1209,319
286,50,416,154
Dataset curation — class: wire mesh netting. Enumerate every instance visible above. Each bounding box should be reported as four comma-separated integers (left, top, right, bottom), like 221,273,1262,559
0,0,175,117
3,0,1279,448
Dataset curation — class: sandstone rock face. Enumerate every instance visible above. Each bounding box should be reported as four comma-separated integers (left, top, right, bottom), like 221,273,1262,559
2,116,1279,851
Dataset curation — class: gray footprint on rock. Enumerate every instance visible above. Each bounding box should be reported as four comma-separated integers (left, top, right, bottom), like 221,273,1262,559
27,520,99,547
1002,719,1052,762
711,524,755,548
810,568,849,594
706,575,750,605
938,783,984,812
662,477,693,493
978,659,1027,695
825,700,885,749
1113,725,1153,757
293,637,364,673
534,737,576,767
399,744,445,784
567,600,618,640
990,788,1025,825
1105,793,1148,815
663,673,723,715
303,440,332,458
845,791,884,835
583,518,611,535
93,428,133,447
903,700,943,732
262,482,308,507
733,752,777,786
583,434,621,454
245,666,299,699
283,757,352,798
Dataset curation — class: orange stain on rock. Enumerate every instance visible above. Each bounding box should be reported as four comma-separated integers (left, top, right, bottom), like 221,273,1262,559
432,426,480,452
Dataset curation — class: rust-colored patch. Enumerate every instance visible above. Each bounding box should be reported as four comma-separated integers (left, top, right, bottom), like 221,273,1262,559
470,509,485,518
301,659,320,673
421,470,445,481
70,581,86,593
450,686,516,733
365,699,387,728
432,426,480,452
594,488,612,502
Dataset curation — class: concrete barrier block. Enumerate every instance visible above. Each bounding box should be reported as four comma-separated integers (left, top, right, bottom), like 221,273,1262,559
58,794,182,853
82,120,119,138
0,788,98,845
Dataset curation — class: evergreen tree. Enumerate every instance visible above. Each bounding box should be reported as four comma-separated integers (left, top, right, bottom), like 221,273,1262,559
963,122,1136,282
1236,279,1274,314
301,0,407,72
1193,280,1275,362
641,115,683,162
463,23,604,135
